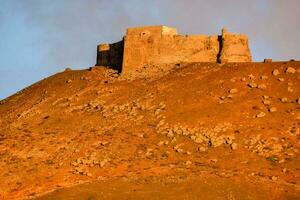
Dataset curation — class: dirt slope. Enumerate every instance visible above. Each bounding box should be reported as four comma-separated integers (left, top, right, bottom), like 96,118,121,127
0,62,300,199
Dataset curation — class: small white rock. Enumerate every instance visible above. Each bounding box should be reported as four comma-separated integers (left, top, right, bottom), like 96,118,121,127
256,112,266,118
229,88,238,94
286,67,296,74
273,69,280,76
269,107,277,113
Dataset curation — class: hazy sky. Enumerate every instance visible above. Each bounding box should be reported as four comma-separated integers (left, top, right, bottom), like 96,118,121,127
0,0,299,99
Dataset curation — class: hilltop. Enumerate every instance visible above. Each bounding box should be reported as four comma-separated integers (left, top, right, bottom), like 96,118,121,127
0,61,300,199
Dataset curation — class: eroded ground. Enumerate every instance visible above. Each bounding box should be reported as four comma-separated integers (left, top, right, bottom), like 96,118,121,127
0,62,299,199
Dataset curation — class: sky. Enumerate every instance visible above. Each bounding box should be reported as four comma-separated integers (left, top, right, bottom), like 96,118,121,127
0,0,299,99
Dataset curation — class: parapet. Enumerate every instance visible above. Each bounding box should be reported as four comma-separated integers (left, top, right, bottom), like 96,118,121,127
96,25,252,75
126,25,178,36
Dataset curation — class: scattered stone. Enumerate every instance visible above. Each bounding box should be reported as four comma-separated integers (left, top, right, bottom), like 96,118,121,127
288,87,293,93
248,74,255,80
297,98,300,104
227,94,233,99
86,172,93,177
263,95,269,99
278,159,285,164
229,88,238,94
271,176,278,181
247,83,257,88
158,141,165,146
198,146,207,152
286,67,296,74
278,78,284,82
289,126,299,135
256,112,266,118
219,100,224,104
261,75,268,80
272,69,280,76
66,79,72,83
185,161,192,165
282,168,287,173
230,78,236,82
281,97,288,103
231,143,237,150
269,107,277,113
257,84,267,90
262,100,271,105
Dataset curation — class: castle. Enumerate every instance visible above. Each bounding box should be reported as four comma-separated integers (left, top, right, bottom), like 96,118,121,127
96,25,252,75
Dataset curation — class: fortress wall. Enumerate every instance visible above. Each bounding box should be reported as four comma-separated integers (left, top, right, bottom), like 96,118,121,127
219,29,252,63
122,34,219,74
96,26,252,75
96,40,123,71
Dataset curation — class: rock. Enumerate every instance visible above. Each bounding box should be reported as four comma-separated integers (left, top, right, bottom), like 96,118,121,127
257,84,267,90
227,94,233,99
261,75,268,80
248,74,255,80
66,79,72,83
272,69,280,76
262,100,271,105
231,143,238,150
277,78,284,82
198,147,207,152
167,130,174,138
297,98,300,104
278,159,285,164
86,172,93,177
286,67,296,74
256,112,266,118
248,83,257,88
229,88,238,94
271,176,278,181
263,95,269,99
288,87,293,93
158,141,165,146
281,97,288,103
269,107,277,113
185,161,192,165
100,159,108,167
282,168,287,173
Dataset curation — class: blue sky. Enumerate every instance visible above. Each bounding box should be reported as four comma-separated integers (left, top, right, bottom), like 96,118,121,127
0,0,299,99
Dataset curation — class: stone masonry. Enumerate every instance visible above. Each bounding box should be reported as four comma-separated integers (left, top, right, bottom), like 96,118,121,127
96,25,251,74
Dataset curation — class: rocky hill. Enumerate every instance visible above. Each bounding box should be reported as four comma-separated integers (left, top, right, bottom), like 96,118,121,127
0,61,300,199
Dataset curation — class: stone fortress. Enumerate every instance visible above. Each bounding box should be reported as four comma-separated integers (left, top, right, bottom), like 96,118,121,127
96,25,252,75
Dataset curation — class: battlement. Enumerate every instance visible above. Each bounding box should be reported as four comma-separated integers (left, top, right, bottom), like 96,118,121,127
96,26,252,74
